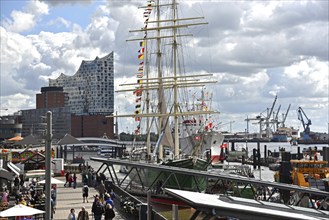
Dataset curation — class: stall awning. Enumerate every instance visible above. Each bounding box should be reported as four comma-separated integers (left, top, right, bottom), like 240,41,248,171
0,168,14,180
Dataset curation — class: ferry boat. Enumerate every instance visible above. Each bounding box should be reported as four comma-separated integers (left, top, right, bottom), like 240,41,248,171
97,145,116,157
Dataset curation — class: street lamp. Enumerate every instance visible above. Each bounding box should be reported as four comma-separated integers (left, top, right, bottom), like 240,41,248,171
45,111,53,220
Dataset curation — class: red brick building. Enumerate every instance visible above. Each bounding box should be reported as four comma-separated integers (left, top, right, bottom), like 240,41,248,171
71,114,114,138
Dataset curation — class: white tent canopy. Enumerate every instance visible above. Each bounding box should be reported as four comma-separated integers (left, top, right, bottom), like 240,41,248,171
37,177,64,184
0,204,45,217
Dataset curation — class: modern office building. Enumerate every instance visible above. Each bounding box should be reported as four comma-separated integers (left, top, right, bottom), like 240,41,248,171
49,52,114,115
21,107,71,141
0,112,22,141
12,52,115,141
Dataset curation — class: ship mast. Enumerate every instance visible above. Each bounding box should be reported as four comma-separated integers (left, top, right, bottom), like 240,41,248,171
114,0,216,161
172,0,179,159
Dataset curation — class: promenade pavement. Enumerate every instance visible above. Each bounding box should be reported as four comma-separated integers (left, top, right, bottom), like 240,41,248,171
52,175,124,220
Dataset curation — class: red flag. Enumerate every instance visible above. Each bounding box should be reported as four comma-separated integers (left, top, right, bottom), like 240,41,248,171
138,54,144,60
220,143,228,149
136,97,142,103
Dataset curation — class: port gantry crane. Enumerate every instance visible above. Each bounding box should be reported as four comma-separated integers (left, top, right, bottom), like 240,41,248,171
297,106,312,140
245,95,278,139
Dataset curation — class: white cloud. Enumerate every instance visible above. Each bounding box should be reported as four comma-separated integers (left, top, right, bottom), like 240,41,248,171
1,0,48,33
47,17,71,29
0,1,328,133
2,10,35,33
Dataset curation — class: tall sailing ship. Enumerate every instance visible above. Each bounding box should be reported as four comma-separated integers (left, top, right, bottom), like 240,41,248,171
114,0,224,191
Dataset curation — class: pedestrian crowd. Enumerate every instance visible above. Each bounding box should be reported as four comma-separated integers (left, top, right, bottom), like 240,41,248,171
67,170,116,220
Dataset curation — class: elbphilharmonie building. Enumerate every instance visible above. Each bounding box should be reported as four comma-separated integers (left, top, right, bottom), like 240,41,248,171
49,52,114,115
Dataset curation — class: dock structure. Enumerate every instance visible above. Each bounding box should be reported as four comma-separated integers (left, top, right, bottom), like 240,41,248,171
91,157,329,216
164,188,329,220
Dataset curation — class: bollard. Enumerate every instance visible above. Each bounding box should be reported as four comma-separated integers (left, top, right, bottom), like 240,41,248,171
257,143,261,169
172,204,178,220
253,149,257,169
264,145,267,164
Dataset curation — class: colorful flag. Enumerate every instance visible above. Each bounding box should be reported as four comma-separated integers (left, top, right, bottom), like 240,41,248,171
137,79,143,84
138,54,144,60
138,67,143,72
133,89,142,96
137,73,143,78
140,41,145,47
134,110,140,115
136,104,141,109
136,97,142,103
139,61,144,66
135,117,141,122
138,48,145,53
134,90,142,96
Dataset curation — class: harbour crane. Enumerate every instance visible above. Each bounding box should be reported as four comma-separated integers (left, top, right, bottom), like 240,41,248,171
297,107,311,140
281,104,291,128
265,95,277,138
273,104,281,131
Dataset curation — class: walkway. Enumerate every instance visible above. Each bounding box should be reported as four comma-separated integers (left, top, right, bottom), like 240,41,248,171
53,175,124,220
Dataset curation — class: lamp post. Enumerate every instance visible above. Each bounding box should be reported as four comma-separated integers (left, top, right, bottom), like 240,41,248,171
45,111,52,220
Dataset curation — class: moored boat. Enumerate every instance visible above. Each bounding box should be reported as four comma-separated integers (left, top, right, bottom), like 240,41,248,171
114,0,224,192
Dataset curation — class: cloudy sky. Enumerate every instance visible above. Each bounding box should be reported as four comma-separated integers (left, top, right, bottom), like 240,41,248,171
1,0,328,135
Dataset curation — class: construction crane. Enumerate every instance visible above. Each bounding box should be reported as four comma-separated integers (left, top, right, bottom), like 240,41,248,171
297,107,311,140
245,115,264,138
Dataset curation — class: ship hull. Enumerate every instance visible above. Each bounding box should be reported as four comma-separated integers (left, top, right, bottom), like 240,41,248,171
128,131,223,191
179,131,225,156
128,157,209,192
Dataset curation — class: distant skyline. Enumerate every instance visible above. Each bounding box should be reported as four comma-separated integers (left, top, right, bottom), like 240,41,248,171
1,0,328,134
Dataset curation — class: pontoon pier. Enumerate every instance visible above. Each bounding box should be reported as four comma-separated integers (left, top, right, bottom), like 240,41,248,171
91,157,329,219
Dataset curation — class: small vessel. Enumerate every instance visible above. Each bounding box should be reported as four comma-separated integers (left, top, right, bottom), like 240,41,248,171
97,145,116,157
274,147,329,190
271,127,299,142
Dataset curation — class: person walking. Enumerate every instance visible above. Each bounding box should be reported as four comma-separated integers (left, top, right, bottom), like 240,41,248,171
73,173,77,189
92,197,104,220
98,181,106,202
82,184,89,203
64,172,70,187
77,206,89,220
67,208,76,220
104,204,115,220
